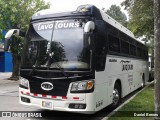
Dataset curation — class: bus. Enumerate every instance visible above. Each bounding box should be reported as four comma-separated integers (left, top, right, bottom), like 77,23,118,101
5,4,149,113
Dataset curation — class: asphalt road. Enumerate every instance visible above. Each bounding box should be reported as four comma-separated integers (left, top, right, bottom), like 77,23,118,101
0,73,145,120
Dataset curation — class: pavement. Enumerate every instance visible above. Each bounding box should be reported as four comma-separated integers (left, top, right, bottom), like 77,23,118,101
0,72,38,111
0,72,13,81
0,72,19,96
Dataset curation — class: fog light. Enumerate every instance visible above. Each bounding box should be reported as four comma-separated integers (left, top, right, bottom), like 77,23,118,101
21,97,30,103
69,104,86,109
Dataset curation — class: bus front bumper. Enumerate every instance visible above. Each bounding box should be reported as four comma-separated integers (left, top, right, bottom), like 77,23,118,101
19,87,95,113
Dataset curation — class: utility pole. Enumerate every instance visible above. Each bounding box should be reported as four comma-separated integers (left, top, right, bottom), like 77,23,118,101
154,0,160,119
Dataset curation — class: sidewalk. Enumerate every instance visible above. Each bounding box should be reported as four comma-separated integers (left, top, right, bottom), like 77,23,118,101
0,72,37,112
0,72,19,84
0,72,19,92
0,72,12,80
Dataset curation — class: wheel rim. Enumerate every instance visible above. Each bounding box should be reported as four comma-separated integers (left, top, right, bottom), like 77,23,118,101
112,89,119,105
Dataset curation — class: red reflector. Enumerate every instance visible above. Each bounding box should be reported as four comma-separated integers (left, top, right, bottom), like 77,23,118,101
26,92,30,95
62,96,67,99
34,93,38,96
21,91,23,94
52,96,57,98
42,94,46,97
73,97,79,100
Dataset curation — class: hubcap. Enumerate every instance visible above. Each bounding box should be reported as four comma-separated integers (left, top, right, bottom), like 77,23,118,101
112,89,119,105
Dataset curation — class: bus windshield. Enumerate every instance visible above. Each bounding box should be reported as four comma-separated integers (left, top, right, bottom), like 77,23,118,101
21,19,91,71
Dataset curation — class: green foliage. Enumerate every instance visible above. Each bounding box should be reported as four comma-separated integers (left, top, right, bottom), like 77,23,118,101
0,30,5,40
0,0,50,54
106,5,128,27
0,0,50,79
0,0,50,30
10,35,24,59
121,0,153,39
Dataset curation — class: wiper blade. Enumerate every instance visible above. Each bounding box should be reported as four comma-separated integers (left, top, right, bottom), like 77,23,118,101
29,64,38,76
29,57,47,75
47,52,69,78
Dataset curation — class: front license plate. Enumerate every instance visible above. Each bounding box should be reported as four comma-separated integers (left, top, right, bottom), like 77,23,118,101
42,101,53,109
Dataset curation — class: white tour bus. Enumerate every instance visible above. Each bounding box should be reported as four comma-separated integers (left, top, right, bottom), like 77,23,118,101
5,5,149,113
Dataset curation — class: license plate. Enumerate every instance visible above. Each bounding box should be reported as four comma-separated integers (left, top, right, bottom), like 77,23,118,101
42,101,53,109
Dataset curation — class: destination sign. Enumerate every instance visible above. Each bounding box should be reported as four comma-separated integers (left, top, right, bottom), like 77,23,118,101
34,21,80,31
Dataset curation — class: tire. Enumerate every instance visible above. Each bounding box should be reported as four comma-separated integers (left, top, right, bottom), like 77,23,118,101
111,83,121,109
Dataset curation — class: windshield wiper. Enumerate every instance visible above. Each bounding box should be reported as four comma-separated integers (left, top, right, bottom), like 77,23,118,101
29,56,47,75
47,52,69,78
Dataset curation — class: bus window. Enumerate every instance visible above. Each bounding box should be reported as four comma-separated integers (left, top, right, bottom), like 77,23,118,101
130,44,136,56
119,31,128,42
121,40,129,54
108,35,120,53
137,47,141,57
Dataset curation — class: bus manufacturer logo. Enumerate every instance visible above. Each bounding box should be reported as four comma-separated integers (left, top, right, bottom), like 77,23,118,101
41,82,54,91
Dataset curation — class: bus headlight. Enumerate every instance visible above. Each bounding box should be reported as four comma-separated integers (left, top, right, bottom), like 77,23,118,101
71,80,94,92
20,77,29,89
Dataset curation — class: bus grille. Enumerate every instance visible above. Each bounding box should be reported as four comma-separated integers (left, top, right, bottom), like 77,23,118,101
28,77,71,96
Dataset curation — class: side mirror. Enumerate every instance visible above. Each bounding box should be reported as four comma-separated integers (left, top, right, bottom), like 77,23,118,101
5,29,20,39
84,21,95,32
4,29,26,51
4,29,19,51
5,29,26,39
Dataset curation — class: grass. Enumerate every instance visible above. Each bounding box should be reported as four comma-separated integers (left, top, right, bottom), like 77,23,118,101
108,83,154,120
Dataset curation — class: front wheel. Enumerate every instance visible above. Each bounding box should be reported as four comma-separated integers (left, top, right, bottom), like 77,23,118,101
111,83,121,109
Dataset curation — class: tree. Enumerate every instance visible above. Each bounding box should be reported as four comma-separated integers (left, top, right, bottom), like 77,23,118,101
105,5,128,27
0,0,50,80
121,0,154,65
9,35,24,80
121,0,153,39
0,0,50,30
154,0,160,119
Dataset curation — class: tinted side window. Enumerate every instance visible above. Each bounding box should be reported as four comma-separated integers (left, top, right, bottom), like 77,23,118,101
121,40,129,54
137,47,141,57
130,44,136,56
108,35,120,53
95,34,106,54
119,31,128,42
142,49,145,58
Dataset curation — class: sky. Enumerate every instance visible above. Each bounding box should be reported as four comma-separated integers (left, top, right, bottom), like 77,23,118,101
44,0,127,15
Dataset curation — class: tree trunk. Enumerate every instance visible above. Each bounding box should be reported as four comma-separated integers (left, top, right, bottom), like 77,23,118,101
154,0,160,119
9,54,20,80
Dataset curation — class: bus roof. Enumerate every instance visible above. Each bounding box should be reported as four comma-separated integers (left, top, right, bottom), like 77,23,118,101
99,10,135,39
31,4,142,44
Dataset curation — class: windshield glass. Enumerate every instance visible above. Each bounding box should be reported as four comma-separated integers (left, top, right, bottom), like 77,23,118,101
21,19,91,71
